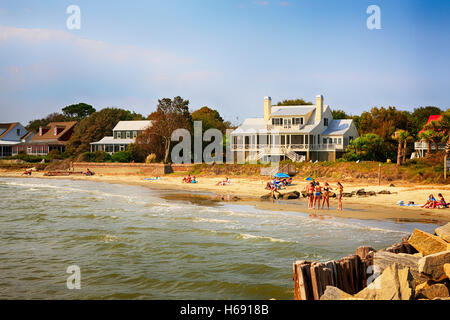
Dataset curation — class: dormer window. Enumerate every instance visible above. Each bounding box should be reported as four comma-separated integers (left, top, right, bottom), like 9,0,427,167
17,129,20,136
324,118,329,126
271,118,282,126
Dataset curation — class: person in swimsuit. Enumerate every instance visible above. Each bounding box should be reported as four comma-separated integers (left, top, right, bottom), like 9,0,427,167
321,182,332,210
437,193,448,208
306,182,315,209
314,182,322,209
422,194,437,208
337,182,344,211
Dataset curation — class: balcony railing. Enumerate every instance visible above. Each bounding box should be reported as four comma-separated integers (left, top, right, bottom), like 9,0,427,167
414,141,446,150
231,143,346,152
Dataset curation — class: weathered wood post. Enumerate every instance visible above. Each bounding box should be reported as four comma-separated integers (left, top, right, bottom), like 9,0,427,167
378,163,381,185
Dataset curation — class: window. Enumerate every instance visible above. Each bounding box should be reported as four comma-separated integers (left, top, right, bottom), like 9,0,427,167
126,131,131,139
117,132,121,139
338,138,342,144
293,118,300,125
283,119,291,128
334,138,337,144
133,131,138,138
323,138,327,144
17,129,20,136
324,118,329,126
272,118,282,126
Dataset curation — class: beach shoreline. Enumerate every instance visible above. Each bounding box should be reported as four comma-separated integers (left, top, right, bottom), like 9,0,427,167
1,169,449,224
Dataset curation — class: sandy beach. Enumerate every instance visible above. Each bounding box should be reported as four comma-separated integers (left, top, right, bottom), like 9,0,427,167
2,169,449,224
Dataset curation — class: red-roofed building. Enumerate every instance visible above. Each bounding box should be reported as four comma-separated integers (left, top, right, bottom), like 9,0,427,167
12,121,77,156
414,115,445,157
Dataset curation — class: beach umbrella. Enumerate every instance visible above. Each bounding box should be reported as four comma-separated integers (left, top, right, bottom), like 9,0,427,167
274,173,290,178
304,177,313,181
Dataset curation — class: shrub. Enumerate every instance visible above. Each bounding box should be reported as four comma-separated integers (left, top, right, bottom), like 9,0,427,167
47,150,63,161
111,151,132,163
81,151,112,162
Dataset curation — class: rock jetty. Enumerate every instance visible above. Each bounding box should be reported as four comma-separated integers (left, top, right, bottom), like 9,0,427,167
293,222,450,300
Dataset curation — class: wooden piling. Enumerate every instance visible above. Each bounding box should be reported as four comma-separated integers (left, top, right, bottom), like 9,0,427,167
292,240,417,300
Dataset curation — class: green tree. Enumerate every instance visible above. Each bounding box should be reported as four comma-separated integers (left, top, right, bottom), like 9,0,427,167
343,133,385,161
136,97,192,163
424,120,445,152
410,106,443,136
393,130,410,166
276,98,313,106
191,106,229,133
62,103,96,120
26,112,68,132
66,108,144,155
332,109,352,119
418,130,433,154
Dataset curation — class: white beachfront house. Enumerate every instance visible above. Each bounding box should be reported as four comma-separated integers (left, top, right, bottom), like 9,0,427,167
230,95,359,162
0,122,33,158
90,120,152,154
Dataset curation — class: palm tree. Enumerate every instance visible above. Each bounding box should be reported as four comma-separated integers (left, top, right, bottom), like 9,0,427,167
402,133,413,163
439,111,450,155
424,120,444,152
418,130,433,155
393,130,409,166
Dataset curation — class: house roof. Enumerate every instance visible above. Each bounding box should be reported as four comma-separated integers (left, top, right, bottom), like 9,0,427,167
90,136,135,145
231,118,268,134
21,131,35,142
30,121,77,143
0,122,19,140
418,115,442,134
322,119,353,135
271,105,316,116
113,120,152,131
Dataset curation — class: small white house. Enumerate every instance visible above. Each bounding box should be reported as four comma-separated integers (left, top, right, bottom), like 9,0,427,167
90,120,152,154
0,122,32,158
231,95,359,162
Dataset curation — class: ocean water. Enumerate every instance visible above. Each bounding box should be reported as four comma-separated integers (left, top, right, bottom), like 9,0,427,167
0,177,440,300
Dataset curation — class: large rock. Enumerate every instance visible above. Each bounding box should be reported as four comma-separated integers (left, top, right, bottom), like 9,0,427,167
435,223,450,242
355,264,414,300
320,286,359,300
372,251,428,285
283,191,300,199
444,263,450,279
407,229,448,256
415,282,449,300
418,250,450,281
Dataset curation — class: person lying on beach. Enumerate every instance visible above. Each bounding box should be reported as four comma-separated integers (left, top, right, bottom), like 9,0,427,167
23,169,32,175
421,194,437,209
191,176,197,183
182,175,192,183
216,177,231,186
83,168,94,176
437,193,448,208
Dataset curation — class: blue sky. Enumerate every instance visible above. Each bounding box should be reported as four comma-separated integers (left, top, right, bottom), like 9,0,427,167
0,0,449,125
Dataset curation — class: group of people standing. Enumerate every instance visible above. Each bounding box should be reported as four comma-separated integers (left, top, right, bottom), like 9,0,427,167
305,180,344,211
